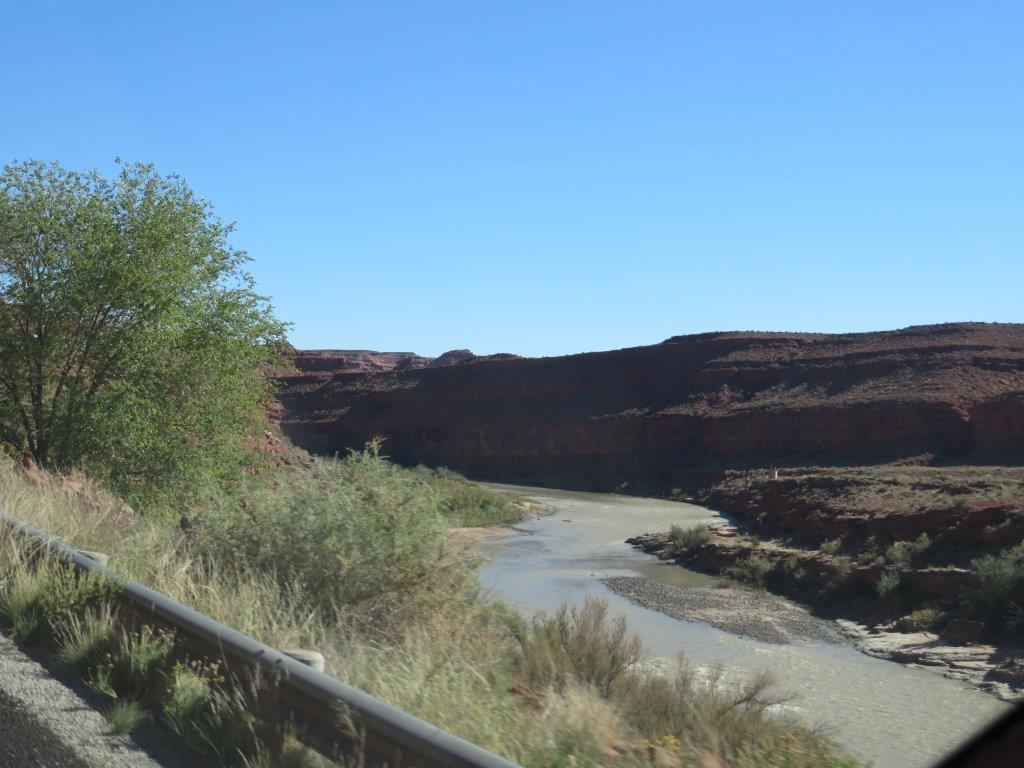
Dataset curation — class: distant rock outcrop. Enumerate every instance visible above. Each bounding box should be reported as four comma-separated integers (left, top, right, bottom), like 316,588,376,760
426,350,524,368
276,323,1024,488
427,349,477,368
292,349,432,374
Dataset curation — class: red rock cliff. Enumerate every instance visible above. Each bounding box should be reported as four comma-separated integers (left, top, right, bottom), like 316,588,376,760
278,323,1024,487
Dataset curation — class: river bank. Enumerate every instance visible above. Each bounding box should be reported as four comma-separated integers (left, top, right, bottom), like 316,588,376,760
623,524,1024,702
600,571,1024,699
477,483,1010,768
446,497,552,545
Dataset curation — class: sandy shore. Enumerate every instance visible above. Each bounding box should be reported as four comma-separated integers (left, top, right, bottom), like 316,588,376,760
602,575,847,645
447,525,520,545
447,496,553,546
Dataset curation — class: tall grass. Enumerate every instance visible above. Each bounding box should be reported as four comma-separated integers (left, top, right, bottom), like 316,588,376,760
416,466,525,527
341,599,856,768
511,599,643,697
0,454,859,768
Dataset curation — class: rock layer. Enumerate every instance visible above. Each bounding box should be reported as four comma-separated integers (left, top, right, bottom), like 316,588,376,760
278,323,1024,485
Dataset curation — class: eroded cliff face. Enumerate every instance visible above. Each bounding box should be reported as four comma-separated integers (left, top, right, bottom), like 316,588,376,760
272,347,522,420
277,323,1024,488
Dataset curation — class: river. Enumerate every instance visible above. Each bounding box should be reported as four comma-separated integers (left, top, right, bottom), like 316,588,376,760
476,484,1009,768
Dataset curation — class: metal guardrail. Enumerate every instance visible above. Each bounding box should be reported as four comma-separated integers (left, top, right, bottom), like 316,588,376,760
0,511,521,768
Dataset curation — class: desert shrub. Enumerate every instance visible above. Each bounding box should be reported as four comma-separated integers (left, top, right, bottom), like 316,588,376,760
424,469,523,526
856,536,884,565
820,538,843,556
735,531,764,546
611,665,852,767
339,605,628,767
876,568,902,599
724,555,775,589
510,598,643,697
781,556,812,590
816,556,862,604
884,534,933,566
962,543,1024,635
897,607,948,632
194,445,474,632
667,524,712,555
346,599,856,768
833,555,853,580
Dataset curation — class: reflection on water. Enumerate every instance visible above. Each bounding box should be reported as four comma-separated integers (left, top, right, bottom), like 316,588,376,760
477,484,1008,768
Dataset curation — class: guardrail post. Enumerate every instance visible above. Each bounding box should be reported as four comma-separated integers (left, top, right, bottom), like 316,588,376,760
284,649,326,673
79,550,109,567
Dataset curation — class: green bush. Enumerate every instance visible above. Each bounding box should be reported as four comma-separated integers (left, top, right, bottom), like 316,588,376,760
962,543,1024,635
194,445,475,632
855,536,884,566
884,534,933,566
724,555,775,589
422,468,523,527
833,555,853,580
163,661,261,761
781,556,811,590
820,538,843,556
504,599,855,767
510,598,643,697
734,531,764,547
876,568,902,599
667,524,712,555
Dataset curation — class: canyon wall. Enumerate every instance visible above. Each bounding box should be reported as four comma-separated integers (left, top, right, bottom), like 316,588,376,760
278,323,1024,488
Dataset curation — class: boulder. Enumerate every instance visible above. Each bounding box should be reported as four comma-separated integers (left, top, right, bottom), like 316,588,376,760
911,567,976,599
942,619,986,644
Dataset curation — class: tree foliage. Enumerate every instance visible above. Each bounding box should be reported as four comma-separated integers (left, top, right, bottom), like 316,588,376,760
0,159,286,504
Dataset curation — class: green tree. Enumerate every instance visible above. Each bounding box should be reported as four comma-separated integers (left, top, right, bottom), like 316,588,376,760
0,159,286,505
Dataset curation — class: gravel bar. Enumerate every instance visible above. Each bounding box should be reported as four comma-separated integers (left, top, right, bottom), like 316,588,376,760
602,576,848,645
0,635,198,768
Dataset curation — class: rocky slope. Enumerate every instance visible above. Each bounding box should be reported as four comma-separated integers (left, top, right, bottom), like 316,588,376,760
698,466,1024,548
278,323,1024,484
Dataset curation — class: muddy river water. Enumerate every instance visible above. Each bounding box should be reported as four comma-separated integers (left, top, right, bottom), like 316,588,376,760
476,484,1009,768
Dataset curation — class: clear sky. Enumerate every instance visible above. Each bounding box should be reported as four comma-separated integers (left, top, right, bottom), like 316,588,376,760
2,2,1021,357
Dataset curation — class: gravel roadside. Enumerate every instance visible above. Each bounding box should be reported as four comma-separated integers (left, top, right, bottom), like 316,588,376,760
602,575,847,645
0,635,200,768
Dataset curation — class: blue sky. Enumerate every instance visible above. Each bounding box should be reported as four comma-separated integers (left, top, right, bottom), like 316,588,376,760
3,2,1022,356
